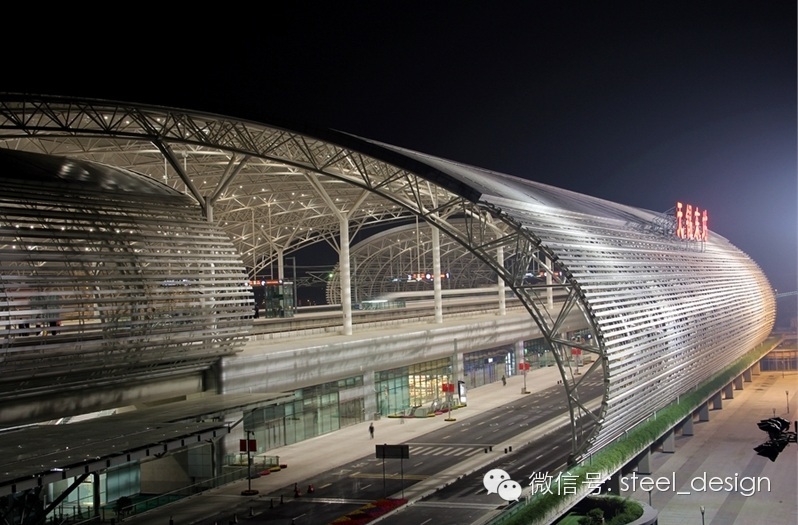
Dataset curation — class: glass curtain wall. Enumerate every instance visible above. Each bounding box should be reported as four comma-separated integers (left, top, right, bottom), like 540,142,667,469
524,338,554,368
244,376,364,451
375,358,452,416
47,463,139,520
462,347,513,389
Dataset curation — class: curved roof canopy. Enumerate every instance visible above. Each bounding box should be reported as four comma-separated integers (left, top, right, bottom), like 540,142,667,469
0,93,775,460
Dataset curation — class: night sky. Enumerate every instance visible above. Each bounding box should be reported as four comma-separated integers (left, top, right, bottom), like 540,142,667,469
5,2,797,320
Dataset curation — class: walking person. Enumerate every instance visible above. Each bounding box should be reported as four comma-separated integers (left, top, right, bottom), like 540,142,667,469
501,374,506,386
369,422,374,439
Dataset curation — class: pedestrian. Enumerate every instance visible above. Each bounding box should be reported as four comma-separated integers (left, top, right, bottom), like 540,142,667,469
369,422,374,439
501,375,506,386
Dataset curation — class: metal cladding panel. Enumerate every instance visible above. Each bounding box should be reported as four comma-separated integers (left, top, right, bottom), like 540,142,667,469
0,151,253,403
482,194,776,455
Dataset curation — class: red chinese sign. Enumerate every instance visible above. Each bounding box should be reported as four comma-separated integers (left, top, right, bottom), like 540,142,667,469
675,202,709,241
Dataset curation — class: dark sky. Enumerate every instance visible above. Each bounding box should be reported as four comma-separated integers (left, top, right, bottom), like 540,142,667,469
5,2,797,311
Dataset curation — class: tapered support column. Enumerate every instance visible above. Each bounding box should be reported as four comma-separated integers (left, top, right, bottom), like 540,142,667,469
723,383,734,400
699,402,710,421
497,245,506,316
681,415,694,436
606,472,622,494
432,224,443,324
545,256,554,309
339,216,352,336
712,392,723,410
662,429,675,453
637,449,652,475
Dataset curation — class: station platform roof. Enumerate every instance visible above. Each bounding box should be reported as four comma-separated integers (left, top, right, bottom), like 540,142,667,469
0,392,293,496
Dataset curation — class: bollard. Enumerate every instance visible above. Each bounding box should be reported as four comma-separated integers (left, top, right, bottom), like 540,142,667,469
307,484,315,494
280,495,284,505
504,448,507,454
509,446,513,452
270,499,274,509
249,506,254,517
170,517,174,525
484,448,488,453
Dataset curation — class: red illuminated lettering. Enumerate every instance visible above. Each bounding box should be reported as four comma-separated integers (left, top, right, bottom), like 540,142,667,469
676,202,685,238
693,208,701,241
675,201,710,242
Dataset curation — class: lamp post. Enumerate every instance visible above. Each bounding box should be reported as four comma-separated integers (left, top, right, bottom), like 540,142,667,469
523,360,529,394
700,505,705,525
241,430,258,495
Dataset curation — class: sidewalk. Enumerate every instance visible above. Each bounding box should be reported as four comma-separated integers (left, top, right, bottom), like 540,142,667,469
125,365,566,525
622,369,798,525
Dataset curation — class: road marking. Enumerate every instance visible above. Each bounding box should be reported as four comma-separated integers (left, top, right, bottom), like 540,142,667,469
349,472,429,480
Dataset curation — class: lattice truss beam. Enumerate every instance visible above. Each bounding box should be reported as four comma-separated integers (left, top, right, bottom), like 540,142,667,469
0,95,776,461
0,96,610,454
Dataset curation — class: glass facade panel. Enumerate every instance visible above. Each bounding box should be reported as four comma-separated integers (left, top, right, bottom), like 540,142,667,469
375,358,452,416
244,376,363,451
462,347,512,389
525,338,555,368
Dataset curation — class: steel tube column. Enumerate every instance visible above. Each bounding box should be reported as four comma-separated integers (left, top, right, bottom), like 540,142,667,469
339,216,353,335
497,245,506,316
432,224,443,324
545,256,554,308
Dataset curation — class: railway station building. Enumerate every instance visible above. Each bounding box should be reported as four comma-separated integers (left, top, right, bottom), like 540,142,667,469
0,94,777,520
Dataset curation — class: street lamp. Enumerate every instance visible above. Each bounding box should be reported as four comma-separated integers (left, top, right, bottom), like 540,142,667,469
700,505,705,525
241,430,259,496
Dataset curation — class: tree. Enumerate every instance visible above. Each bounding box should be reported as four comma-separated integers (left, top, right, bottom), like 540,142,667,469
579,507,605,525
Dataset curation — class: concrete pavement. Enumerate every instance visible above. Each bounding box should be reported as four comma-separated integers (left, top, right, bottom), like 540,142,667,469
621,369,797,525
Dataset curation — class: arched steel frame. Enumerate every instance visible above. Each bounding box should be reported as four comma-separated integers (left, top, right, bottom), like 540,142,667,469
326,219,526,303
0,94,775,460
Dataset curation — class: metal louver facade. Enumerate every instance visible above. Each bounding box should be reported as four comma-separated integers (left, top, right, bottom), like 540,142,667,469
483,194,776,457
0,150,253,405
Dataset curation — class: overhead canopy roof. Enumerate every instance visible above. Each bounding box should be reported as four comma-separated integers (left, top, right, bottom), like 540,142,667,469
0,392,293,496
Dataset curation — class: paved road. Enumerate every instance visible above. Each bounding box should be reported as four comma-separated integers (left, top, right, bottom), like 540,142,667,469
123,365,797,525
